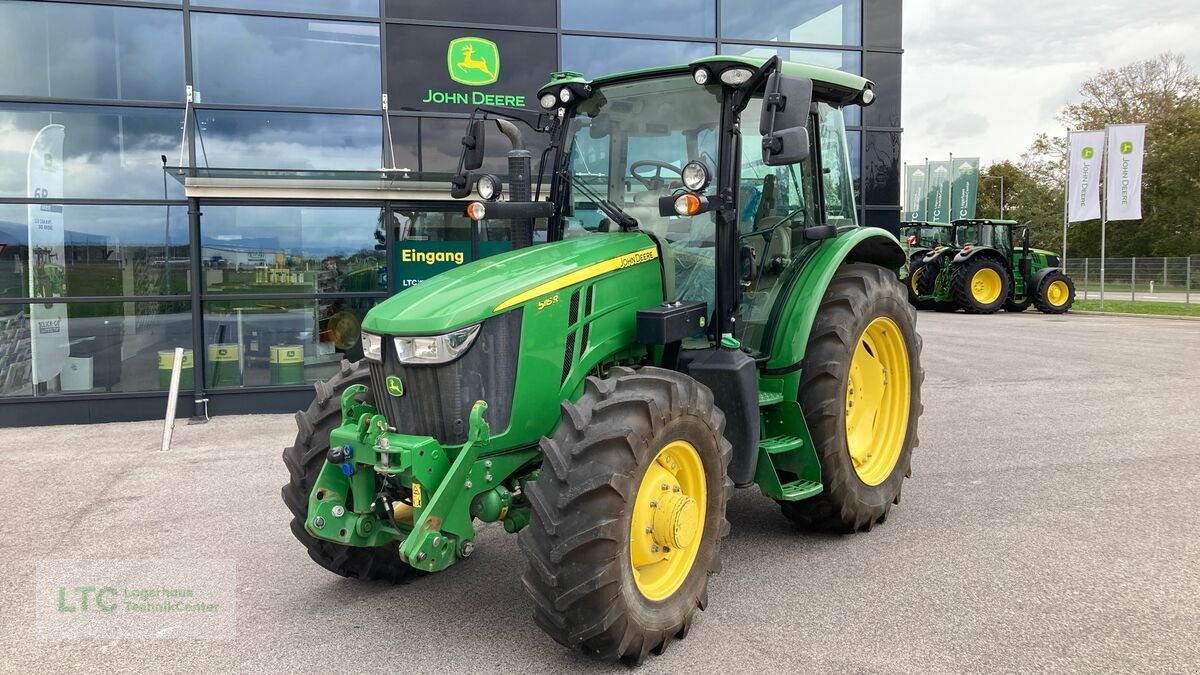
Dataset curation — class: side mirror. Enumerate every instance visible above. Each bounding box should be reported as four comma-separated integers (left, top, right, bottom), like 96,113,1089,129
463,119,486,171
759,72,813,166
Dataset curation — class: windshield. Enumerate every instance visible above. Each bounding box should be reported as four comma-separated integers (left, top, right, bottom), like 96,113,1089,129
560,75,722,312
954,223,1007,249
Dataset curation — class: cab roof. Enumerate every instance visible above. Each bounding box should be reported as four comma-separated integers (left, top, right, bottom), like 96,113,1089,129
541,55,873,107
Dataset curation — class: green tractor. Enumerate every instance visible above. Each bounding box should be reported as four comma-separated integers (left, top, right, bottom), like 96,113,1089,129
909,219,1075,314
899,221,952,305
282,55,922,664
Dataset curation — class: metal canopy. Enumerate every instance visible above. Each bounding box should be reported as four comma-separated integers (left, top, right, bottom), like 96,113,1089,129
166,167,470,201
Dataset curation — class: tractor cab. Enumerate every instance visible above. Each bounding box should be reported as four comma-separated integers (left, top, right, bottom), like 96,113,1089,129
901,221,952,252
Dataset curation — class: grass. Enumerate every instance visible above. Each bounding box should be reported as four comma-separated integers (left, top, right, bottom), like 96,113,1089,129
1072,299,1200,317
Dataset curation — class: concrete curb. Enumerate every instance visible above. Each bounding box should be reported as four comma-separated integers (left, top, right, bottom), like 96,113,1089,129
1071,309,1200,321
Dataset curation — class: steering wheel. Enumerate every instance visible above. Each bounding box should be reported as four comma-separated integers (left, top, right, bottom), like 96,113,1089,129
629,160,683,191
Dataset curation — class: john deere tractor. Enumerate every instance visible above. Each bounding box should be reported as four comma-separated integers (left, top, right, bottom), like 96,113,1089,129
282,56,922,664
909,219,1075,314
899,221,952,306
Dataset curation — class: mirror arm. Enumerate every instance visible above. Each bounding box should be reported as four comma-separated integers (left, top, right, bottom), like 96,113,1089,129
730,55,780,114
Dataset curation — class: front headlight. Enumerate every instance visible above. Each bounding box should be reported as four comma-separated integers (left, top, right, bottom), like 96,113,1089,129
394,324,481,365
361,332,384,361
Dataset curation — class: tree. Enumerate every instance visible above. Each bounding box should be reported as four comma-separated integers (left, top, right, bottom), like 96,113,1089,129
1001,53,1200,258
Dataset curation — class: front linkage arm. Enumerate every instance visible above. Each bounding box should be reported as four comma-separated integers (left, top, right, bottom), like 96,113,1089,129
306,389,541,573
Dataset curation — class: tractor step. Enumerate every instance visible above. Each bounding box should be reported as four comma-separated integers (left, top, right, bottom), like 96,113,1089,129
778,479,823,500
760,434,805,454
757,390,785,407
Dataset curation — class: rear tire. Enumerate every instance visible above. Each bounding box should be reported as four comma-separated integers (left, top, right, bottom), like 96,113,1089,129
779,264,923,533
520,367,731,665
281,359,419,583
953,257,1010,314
1033,270,1075,314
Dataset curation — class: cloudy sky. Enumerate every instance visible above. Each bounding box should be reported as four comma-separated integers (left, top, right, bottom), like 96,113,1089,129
901,0,1200,169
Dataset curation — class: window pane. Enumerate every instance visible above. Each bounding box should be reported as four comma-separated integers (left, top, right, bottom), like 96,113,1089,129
863,51,900,127
863,0,902,48
563,0,714,37
721,43,861,74
393,116,550,176
0,300,192,397
385,0,554,27
199,205,385,294
0,2,183,101
194,110,380,170
0,203,188,299
0,103,185,200
721,0,861,45
863,131,900,206
192,0,378,17
818,103,858,226
561,37,714,77
386,25,557,113
192,14,379,109
863,208,900,235
202,297,376,388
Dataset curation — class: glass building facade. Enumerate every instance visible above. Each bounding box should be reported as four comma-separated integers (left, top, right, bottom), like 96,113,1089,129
0,0,902,424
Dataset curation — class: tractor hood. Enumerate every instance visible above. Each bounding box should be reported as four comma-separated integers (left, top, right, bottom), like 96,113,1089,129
362,233,661,335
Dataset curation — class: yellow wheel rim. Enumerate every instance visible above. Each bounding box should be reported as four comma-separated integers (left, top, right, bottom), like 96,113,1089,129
629,440,706,601
970,268,1003,304
1047,280,1070,306
909,268,922,294
845,317,911,486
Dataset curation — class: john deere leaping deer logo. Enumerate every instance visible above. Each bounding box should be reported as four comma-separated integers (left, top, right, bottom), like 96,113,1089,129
448,37,499,86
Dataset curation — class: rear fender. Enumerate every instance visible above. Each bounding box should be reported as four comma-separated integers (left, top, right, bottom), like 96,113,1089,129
952,246,1007,267
764,227,904,374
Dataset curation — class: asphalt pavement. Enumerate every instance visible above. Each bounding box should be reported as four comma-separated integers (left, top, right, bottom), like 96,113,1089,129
2,311,1198,673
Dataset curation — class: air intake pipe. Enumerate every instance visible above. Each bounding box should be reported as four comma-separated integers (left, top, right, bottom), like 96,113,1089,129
495,119,533,250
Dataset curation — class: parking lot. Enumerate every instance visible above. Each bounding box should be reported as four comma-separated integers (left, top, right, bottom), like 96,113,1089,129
3,311,1198,673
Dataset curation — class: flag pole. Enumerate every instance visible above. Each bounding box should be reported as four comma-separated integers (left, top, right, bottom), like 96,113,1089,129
1062,129,1071,269
923,156,930,219
1099,127,1108,309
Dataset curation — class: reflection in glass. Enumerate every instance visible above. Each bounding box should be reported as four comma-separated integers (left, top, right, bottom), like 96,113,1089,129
199,205,386,294
192,14,380,109
194,110,381,170
561,37,714,78
202,297,375,388
0,104,185,199
395,117,550,176
721,43,861,74
863,51,901,128
722,0,861,45
562,0,714,37
0,204,189,299
863,131,900,206
385,0,554,27
0,301,192,397
192,0,378,16
0,1,184,101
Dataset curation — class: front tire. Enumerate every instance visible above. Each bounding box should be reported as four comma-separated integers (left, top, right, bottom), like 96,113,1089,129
281,359,419,583
519,367,731,664
780,264,923,533
1033,270,1075,314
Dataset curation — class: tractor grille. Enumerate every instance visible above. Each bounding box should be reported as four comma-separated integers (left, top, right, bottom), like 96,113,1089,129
367,310,522,444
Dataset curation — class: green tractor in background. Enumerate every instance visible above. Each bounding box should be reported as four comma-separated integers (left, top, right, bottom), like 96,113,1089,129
282,55,923,664
909,219,1075,314
899,221,952,306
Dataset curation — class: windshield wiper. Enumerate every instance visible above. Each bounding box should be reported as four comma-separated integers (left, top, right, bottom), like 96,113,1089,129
563,169,639,231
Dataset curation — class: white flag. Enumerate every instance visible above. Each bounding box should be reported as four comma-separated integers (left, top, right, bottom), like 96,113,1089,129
1105,123,1146,221
27,124,70,384
1067,130,1105,222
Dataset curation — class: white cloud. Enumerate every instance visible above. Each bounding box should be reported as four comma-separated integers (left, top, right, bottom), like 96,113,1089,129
901,0,1200,169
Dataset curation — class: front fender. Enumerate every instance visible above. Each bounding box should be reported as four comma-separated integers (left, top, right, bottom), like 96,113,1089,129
1026,266,1062,296
764,227,904,372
